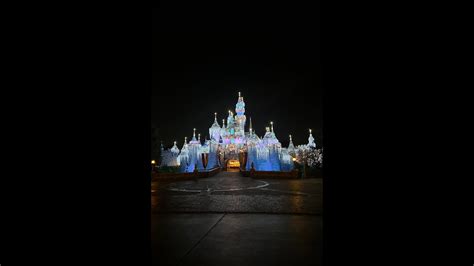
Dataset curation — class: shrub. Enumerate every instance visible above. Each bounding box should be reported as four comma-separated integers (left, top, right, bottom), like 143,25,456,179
157,165,180,173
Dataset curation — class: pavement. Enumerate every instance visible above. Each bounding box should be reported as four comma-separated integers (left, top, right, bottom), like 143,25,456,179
151,171,322,266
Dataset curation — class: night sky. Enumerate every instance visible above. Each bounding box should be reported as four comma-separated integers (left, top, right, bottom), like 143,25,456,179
152,30,322,149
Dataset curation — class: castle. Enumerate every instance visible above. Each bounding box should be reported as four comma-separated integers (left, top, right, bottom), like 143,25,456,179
160,92,318,172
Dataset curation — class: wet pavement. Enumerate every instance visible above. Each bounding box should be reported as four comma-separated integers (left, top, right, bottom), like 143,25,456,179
152,171,322,214
151,171,322,266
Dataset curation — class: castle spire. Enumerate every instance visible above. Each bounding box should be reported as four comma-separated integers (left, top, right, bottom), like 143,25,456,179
182,136,188,150
170,140,180,155
307,128,316,148
249,117,253,133
288,134,296,156
209,113,221,141
235,91,246,132
270,121,274,132
227,110,234,127
192,128,196,141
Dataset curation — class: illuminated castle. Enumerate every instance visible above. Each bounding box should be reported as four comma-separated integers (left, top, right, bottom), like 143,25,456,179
160,92,318,172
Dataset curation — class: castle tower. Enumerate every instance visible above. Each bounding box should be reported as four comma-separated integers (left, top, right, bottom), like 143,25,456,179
249,117,253,133
288,134,296,157
235,92,246,134
178,137,189,172
209,112,221,141
307,129,316,148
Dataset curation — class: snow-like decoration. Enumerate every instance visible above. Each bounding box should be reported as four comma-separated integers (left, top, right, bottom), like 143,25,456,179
196,149,206,171
162,92,322,172
200,139,210,154
307,129,316,148
170,141,180,155
160,141,180,167
262,126,280,146
186,129,201,172
206,140,220,169
280,148,294,171
268,145,281,171
235,92,246,134
209,113,221,141
288,134,296,157
177,137,189,172
160,150,179,167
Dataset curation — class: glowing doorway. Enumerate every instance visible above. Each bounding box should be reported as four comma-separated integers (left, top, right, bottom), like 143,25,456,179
227,159,240,168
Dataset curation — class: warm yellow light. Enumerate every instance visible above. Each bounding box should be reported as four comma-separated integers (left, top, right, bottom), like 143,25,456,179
151,160,156,164
292,158,296,162
227,160,240,168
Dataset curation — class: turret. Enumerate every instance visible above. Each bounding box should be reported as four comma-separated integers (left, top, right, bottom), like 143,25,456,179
209,112,221,141
170,140,180,155
249,117,253,134
263,122,280,146
288,134,295,154
227,110,234,127
235,91,246,133
307,129,316,148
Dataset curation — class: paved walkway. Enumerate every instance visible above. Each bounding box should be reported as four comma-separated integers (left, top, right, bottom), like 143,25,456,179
151,171,322,266
152,171,322,214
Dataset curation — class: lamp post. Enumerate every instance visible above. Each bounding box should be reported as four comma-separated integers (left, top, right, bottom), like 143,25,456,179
151,160,156,172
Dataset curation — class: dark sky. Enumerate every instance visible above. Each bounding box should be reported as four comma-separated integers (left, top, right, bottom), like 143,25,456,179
152,30,322,149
